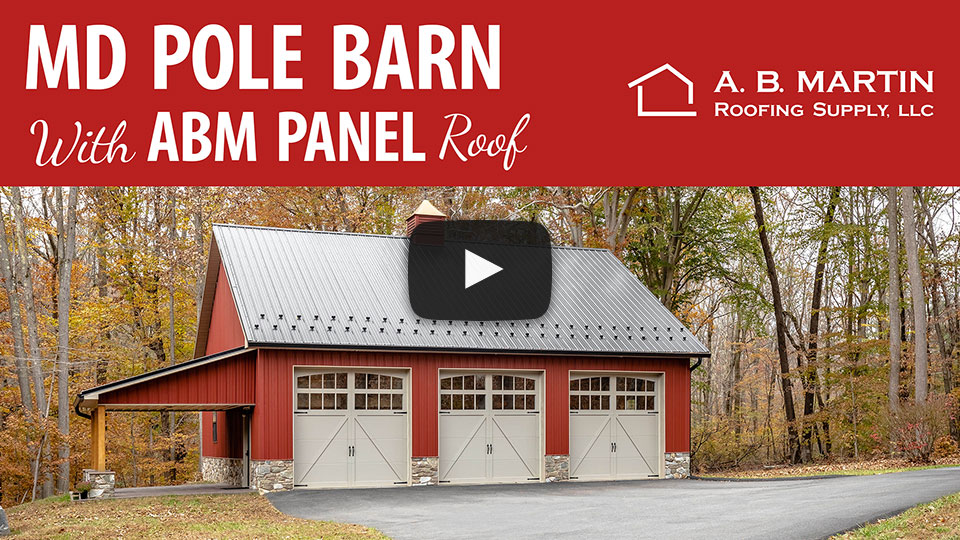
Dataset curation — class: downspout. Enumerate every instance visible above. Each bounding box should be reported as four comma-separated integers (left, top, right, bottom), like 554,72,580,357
74,395,92,419
688,355,707,477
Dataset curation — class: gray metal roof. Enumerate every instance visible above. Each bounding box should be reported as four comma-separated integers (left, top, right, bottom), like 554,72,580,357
211,224,709,357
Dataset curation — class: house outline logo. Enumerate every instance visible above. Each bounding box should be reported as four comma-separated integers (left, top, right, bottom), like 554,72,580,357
627,63,696,117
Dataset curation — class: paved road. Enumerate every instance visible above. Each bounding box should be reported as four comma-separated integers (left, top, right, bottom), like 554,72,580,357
268,467,960,539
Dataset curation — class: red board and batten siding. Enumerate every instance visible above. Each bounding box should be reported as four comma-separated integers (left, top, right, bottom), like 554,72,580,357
252,348,691,461
204,264,246,356
99,352,257,406
199,263,248,458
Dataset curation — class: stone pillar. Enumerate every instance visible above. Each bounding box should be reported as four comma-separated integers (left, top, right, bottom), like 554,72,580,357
545,455,570,481
411,457,438,485
82,469,115,499
664,452,690,479
250,460,294,493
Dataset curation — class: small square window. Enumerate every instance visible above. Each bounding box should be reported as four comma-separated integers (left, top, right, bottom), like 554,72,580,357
647,381,656,392
465,394,475,409
475,376,486,390
476,394,486,409
503,396,514,410
627,378,636,392
297,393,309,409
453,394,463,410
493,375,503,390
440,377,451,390
601,395,609,410
616,395,625,410
591,377,600,391
380,394,390,409
323,373,335,388
368,374,380,389
440,394,451,410
601,378,610,391
297,376,309,389
580,395,590,410
355,393,366,410
646,396,656,410
392,377,403,390
336,373,348,389
336,393,347,410
367,393,379,409
616,377,625,391
323,393,334,409
503,377,514,390
453,376,463,390
310,374,323,388
525,378,535,390
591,395,601,409
392,394,403,410
570,395,579,410
570,379,580,391
311,394,323,409
493,395,503,409
526,395,536,410
356,374,367,389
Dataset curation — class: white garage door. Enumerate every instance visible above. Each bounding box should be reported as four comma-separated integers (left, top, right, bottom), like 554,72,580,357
439,372,541,484
569,374,661,481
293,370,408,488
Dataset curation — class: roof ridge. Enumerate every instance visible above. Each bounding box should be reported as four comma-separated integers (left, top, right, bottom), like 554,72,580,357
211,222,611,251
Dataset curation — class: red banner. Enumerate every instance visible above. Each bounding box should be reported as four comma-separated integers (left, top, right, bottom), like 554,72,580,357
2,0,956,185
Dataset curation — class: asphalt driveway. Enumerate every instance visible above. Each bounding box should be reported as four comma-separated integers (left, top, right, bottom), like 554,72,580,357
267,467,960,539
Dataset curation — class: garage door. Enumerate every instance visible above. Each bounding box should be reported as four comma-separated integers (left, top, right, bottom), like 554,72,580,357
569,374,661,481
439,372,541,484
293,370,408,488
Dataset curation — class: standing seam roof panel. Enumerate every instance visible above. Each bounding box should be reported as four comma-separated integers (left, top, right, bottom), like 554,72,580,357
212,224,709,356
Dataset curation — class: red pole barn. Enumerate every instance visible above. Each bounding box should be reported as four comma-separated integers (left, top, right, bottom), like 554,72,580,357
76,201,709,492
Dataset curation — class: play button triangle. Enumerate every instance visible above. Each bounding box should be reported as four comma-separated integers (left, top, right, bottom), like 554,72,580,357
464,249,503,289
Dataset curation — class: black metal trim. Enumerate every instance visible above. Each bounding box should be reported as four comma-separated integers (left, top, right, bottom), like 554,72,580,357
250,342,711,359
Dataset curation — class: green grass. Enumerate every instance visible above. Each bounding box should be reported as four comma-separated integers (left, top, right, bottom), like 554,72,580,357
6,492,388,539
835,492,960,539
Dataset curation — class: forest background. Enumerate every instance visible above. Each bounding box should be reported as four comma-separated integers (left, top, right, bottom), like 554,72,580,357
1,185,957,506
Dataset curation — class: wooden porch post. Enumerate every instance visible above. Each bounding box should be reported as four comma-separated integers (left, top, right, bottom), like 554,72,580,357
90,405,106,470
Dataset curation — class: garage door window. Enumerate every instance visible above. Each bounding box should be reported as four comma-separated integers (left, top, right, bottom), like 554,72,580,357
354,373,404,411
615,377,657,411
296,372,348,410
569,376,610,410
439,374,537,411
440,375,486,410
492,375,536,410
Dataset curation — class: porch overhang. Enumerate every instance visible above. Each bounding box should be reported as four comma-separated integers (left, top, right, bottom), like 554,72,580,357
74,346,257,415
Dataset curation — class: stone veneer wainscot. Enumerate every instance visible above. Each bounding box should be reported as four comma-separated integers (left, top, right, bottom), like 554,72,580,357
250,460,294,493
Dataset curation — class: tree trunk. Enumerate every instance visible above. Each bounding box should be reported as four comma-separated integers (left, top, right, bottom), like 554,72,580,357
802,186,840,461
0,207,33,410
749,187,800,463
10,187,46,412
886,187,902,412
903,187,928,402
55,187,78,493
916,190,955,396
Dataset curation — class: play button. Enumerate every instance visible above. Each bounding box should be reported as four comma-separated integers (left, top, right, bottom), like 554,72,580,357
464,249,503,289
408,220,552,321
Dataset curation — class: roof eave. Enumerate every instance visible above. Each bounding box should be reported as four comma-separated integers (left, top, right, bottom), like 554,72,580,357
249,341,711,358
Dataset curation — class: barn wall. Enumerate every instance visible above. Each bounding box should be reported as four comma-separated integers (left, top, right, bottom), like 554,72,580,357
202,409,244,458
253,349,691,460
99,352,257,406
204,264,246,356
